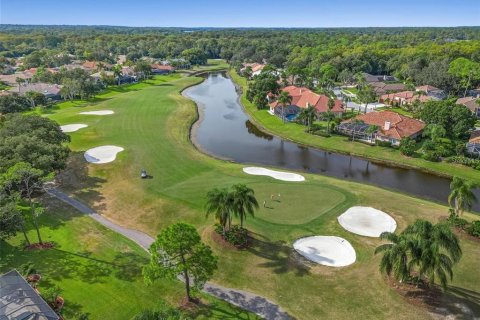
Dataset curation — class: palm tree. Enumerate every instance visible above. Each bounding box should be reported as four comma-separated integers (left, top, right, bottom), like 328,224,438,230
112,65,122,86
325,98,336,133
231,184,259,228
277,90,292,123
297,103,316,131
205,188,233,236
448,177,478,217
404,220,462,289
375,232,413,283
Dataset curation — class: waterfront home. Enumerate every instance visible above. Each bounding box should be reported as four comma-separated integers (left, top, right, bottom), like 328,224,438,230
456,96,480,118
151,64,176,74
268,85,344,121
467,130,480,157
241,63,265,77
337,111,425,146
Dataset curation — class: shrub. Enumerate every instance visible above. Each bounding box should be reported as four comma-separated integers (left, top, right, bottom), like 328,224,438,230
375,140,392,148
446,156,480,170
215,224,248,247
467,221,480,237
447,215,469,229
399,137,416,156
422,150,440,162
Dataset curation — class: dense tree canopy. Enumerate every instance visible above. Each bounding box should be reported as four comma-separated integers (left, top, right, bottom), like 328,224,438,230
1,26,480,95
0,114,70,174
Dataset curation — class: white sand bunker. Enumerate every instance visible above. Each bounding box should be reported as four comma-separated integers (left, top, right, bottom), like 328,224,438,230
60,124,88,133
338,206,397,237
84,146,124,164
293,236,356,267
79,110,114,115
243,167,305,182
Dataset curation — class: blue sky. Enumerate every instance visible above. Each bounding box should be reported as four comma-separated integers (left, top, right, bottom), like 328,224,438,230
1,0,479,27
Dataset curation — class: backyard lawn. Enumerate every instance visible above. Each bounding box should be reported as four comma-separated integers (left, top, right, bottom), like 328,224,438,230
0,197,257,320
2,66,479,319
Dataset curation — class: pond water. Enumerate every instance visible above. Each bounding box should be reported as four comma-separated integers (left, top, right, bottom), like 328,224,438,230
184,72,479,211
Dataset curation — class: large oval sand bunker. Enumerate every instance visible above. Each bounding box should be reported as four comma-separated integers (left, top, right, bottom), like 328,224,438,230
338,206,397,237
293,236,356,267
60,124,88,133
84,146,124,164
243,167,305,182
79,110,114,115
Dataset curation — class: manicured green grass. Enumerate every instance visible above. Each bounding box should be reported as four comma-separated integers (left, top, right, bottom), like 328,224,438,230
252,182,347,225
0,198,257,320
6,66,478,319
230,70,480,184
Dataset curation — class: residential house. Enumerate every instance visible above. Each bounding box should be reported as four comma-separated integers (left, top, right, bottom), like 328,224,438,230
151,64,176,74
268,85,344,120
337,111,425,146
82,61,112,73
467,130,480,156
0,71,35,86
0,269,60,320
363,72,397,83
11,82,62,100
380,90,438,106
456,96,480,117
370,81,407,96
241,63,265,77
415,85,446,100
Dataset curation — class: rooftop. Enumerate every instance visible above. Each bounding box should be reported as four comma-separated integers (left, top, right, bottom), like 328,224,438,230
349,111,425,140
0,270,59,320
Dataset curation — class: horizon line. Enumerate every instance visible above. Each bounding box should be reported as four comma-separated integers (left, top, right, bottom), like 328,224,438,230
1,24,480,29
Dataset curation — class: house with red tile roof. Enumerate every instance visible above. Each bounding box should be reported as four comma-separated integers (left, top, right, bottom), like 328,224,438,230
338,111,425,146
151,64,176,74
241,63,265,77
380,90,438,106
268,85,344,120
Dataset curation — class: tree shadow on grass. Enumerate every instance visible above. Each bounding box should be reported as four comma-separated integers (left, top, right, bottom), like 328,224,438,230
190,298,261,320
245,235,309,277
403,284,480,319
111,252,149,282
55,152,108,214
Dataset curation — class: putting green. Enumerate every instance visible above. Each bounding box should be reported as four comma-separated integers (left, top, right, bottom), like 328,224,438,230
252,182,347,225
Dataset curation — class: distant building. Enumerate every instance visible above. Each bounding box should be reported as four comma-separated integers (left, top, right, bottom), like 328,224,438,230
241,63,265,77
415,85,446,100
268,85,344,121
380,89,438,106
337,111,425,146
0,269,60,320
0,72,34,86
363,72,397,83
151,64,176,74
11,82,62,100
370,81,407,96
467,130,480,157
456,96,480,118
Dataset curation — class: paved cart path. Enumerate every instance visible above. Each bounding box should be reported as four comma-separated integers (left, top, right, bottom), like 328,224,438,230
46,188,292,320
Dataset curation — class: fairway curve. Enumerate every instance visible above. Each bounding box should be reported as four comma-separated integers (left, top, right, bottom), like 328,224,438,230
243,167,305,182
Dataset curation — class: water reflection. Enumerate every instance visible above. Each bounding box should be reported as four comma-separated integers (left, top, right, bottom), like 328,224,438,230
184,72,480,212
